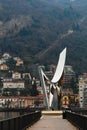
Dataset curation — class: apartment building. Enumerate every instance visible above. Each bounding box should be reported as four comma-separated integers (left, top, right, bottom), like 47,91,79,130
78,73,87,108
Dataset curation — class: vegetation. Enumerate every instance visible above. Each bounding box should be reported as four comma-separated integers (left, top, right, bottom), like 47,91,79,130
0,0,87,74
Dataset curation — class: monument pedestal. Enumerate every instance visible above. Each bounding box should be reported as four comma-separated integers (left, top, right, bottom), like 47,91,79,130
42,110,62,116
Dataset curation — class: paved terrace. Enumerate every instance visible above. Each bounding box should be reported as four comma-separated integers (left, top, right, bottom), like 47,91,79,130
27,111,78,130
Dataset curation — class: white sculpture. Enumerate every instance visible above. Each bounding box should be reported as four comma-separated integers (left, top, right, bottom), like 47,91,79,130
39,48,67,109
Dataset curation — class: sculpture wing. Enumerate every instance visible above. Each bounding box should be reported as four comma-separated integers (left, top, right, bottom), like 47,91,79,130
51,48,67,83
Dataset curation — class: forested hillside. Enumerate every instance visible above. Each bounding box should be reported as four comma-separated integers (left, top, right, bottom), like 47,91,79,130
0,0,87,74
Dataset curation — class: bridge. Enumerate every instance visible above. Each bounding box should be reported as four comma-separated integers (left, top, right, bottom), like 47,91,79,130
26,112,77,130
0,108,87,130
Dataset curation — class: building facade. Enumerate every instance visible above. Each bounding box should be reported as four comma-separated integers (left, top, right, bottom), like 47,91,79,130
12,72,21,79
62,65,76,94
78,73,87,108
63,65,76,87
0,96,43,108
0,64,9,70
2,79,24,89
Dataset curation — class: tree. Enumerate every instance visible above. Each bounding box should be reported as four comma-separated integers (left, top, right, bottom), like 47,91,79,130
6,58,16,70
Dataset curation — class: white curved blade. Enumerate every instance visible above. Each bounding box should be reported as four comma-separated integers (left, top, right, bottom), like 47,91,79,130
49,92,53,107
51,48,67,83
49,84,56,107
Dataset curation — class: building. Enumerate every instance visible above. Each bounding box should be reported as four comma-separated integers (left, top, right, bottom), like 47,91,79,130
0,64,9,70
2,53,11,60
0,58,6,65
62,65,76,94
2,79,24,89
16,59,23,66
45,71,54,81
22,73,31,80
78,73,87,108
12,72,21,79
16,60,23,66
62,88,73,95
63,65,76,87
13,57,24,66
37,86,43,94
61,94,79,108
0,96,43,108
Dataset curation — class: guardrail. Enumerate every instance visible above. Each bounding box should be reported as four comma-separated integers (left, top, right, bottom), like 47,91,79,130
63,111,87,130
71,108,87,115
0,111,41,130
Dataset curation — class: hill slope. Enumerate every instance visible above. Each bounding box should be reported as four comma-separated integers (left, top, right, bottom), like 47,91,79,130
0,0,87,73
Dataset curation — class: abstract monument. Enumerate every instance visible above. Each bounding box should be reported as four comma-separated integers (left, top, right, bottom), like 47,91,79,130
38,48,67,110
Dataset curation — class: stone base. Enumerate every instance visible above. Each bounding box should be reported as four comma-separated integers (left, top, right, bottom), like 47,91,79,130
42,110,62,116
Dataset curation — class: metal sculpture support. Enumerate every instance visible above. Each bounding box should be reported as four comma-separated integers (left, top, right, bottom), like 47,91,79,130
38,67,49,109
39,48,67,110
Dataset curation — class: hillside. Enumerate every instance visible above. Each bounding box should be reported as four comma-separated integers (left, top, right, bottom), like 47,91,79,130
0,0,87,74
